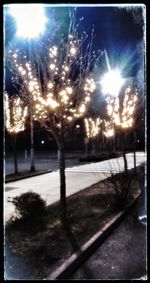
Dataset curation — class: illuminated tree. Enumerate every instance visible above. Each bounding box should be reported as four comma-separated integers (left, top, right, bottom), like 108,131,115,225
84,117,101,155
5,93,28,174
84,117,116,154
7,12,101,222
106,86,138,129
106,85,138,171
84,117,101,139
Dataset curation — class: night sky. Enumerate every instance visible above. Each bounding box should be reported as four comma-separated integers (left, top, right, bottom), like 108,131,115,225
4,4,145,81
76,6,144,77
4,4,145,150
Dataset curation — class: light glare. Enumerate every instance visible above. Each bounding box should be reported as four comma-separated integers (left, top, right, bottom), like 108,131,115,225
101,69,124,96
9,4,47,39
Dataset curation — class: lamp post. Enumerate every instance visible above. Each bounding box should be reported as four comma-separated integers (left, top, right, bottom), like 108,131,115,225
9,4,47,172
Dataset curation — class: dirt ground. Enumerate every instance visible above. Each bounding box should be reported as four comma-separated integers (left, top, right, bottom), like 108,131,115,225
4,167,146,280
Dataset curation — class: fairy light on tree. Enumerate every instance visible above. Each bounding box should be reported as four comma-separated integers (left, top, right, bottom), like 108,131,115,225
105,85,138,171
85,117,109,155
5,93,28,133
84,117,101,138
106,86,138,130
8,4,48,172
7,10,101,223
103,119,115,138
5,92,28,174
84,116,115,139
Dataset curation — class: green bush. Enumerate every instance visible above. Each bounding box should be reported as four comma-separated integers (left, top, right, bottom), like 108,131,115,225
10,192,47,220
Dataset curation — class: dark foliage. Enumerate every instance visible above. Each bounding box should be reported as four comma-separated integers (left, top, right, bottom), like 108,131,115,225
109,170,139,209
9,192,47,220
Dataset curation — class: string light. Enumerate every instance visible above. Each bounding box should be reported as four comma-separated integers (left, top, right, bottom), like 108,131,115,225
85,118,101,138
103,119,114,137
8,32,97,125
70,47,76,56
5,93,28,134
106,86,138,129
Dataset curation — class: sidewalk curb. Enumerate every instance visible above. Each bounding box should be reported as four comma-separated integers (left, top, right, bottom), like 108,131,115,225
5,170,52,183
47,191,141,280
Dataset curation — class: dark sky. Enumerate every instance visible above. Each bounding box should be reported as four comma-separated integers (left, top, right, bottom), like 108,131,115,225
76,6,144,77
4,5,145,85
4,4,145,147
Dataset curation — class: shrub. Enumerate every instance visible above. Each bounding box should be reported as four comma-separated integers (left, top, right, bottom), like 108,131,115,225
109,170,138,209
9,192,47,220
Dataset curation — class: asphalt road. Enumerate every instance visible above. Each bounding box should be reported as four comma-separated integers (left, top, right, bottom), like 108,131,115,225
4,152,146,223
5,151,81,175
4,238,35,280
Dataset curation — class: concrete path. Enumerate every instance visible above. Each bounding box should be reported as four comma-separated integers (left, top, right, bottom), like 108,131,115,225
4,152,146,223
65,152,146,172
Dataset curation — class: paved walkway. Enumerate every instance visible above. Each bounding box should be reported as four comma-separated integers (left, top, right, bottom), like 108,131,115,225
4,152,146,223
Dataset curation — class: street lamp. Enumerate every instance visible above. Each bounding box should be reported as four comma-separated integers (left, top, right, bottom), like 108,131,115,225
9,4,47,39
100,50,125,152
100,69,124,97
9,4,47,171
100,49,124,97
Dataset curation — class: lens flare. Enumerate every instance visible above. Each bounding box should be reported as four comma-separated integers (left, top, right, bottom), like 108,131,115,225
9,4,47,39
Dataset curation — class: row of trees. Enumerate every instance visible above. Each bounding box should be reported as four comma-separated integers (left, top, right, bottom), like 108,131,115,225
5,11,102,223
5,10,144,224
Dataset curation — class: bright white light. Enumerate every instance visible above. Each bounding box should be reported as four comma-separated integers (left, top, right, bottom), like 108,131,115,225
100,69,124,96
9,4,47,39
41,140,45,144
76,124,80,128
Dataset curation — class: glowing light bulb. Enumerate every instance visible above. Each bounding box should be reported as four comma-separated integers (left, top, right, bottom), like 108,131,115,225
101,69,124,96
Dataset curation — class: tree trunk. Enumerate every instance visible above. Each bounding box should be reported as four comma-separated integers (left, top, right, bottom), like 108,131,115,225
85,141,88,158
30,109,35,172
92,138,96,156
113,123,116,152
58,128,67,224
122,134,128,174
13,135,18,174
133,131,137,173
